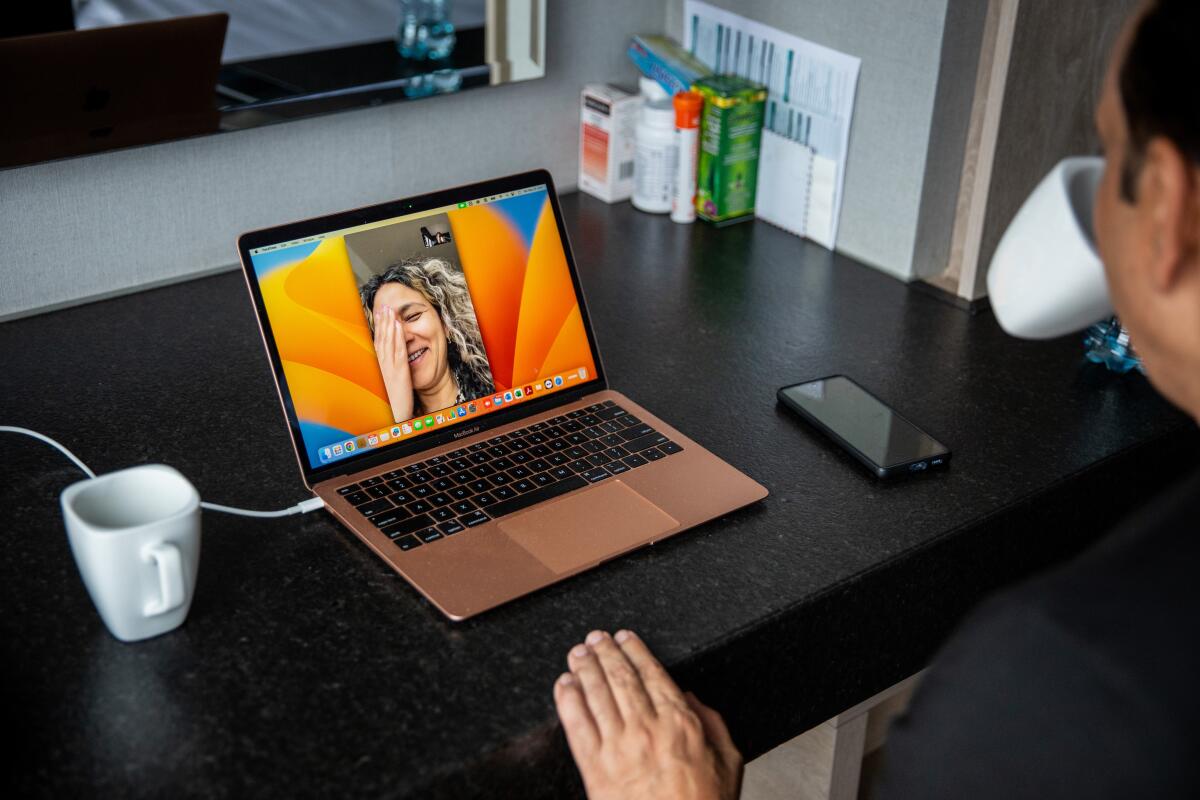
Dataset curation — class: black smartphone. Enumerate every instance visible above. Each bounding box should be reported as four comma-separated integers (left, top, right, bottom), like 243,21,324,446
777,375,951,478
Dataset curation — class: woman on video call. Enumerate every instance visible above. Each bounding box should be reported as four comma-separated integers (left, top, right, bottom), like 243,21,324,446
360,258,495,423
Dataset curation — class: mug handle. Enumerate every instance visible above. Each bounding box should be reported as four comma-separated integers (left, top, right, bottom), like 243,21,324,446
143,542,185,617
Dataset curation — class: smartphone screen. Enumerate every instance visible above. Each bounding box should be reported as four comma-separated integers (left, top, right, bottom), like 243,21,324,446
778,376,948,472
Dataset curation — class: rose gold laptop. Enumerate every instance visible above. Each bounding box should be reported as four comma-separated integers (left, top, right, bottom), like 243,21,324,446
237,170,766,620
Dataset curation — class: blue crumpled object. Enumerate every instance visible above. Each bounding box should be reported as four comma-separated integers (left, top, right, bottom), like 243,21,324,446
1083,317,1144,374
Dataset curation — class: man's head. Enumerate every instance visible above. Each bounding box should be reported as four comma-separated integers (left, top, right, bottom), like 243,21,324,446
1094,0,1200,419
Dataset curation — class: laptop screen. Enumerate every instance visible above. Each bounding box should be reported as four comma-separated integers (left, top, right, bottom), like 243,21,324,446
243,179,600,472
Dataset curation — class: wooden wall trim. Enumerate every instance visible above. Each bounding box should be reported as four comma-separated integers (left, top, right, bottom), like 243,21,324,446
924,0,1019,300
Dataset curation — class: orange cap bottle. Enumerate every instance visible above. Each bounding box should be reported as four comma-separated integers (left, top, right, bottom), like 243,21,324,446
672,91,704,223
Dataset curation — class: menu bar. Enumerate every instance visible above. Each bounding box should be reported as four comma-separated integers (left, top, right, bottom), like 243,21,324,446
250,185,545,256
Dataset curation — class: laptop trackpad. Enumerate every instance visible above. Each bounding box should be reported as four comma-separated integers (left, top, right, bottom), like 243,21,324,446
499,481,679,575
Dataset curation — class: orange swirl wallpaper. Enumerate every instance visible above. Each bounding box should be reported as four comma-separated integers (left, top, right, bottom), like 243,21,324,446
250,188,597,468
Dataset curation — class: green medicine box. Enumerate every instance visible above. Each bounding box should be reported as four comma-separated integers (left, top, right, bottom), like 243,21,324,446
694,75,767,224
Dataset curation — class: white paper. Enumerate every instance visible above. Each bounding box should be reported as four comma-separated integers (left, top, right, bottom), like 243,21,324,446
756,130,811,237
807,154,838,250
684,0,860,247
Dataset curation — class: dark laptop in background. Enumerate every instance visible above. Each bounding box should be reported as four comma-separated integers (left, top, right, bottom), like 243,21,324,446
238,170,767,620
0,14,227,168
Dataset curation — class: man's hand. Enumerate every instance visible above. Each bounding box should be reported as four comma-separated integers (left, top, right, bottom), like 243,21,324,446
374,305,414,423
553,630,743,800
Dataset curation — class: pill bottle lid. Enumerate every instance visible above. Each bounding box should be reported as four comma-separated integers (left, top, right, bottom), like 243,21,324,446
673,91,703,129
638,76,670,102
641,100,676,128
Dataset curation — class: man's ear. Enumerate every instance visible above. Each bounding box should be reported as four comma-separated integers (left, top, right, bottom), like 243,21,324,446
1138,136,1197,291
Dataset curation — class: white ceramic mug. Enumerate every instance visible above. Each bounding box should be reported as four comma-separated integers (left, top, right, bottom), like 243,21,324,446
61,464,201,642
987,156,1113,340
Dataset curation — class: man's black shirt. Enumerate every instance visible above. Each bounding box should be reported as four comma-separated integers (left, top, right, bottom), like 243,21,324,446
878,467,1200,798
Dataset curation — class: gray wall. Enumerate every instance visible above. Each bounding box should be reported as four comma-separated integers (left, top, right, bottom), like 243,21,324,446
0,0,663,320
2,0,1044,319
666,0,952,280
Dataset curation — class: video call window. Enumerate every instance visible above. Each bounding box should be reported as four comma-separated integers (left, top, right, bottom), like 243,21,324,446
348,215,496,424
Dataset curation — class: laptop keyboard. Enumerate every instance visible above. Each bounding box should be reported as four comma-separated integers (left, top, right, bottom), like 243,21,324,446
335,401,683,552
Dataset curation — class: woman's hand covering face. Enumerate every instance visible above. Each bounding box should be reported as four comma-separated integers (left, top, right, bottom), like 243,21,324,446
375,304,415,423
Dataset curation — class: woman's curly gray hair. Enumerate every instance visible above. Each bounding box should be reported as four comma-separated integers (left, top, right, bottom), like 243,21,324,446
360,258,495,403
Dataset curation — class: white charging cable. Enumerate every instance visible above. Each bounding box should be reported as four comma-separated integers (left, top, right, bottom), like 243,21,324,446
1,426,325,518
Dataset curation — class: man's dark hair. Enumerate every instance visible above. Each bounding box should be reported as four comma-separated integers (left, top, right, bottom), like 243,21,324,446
1118,0,1200,200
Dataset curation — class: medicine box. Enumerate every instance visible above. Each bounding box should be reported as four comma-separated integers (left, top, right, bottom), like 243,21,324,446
695,75,767,224
579,84,640,204
627,35,711,97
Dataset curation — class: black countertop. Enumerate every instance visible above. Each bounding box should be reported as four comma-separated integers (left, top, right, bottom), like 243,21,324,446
3,193,1196,797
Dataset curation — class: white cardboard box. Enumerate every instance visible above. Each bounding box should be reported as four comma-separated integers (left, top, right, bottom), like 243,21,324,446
579,84,641,203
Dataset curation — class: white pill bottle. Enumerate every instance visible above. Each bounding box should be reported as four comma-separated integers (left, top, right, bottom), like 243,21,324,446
632,80,677,214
